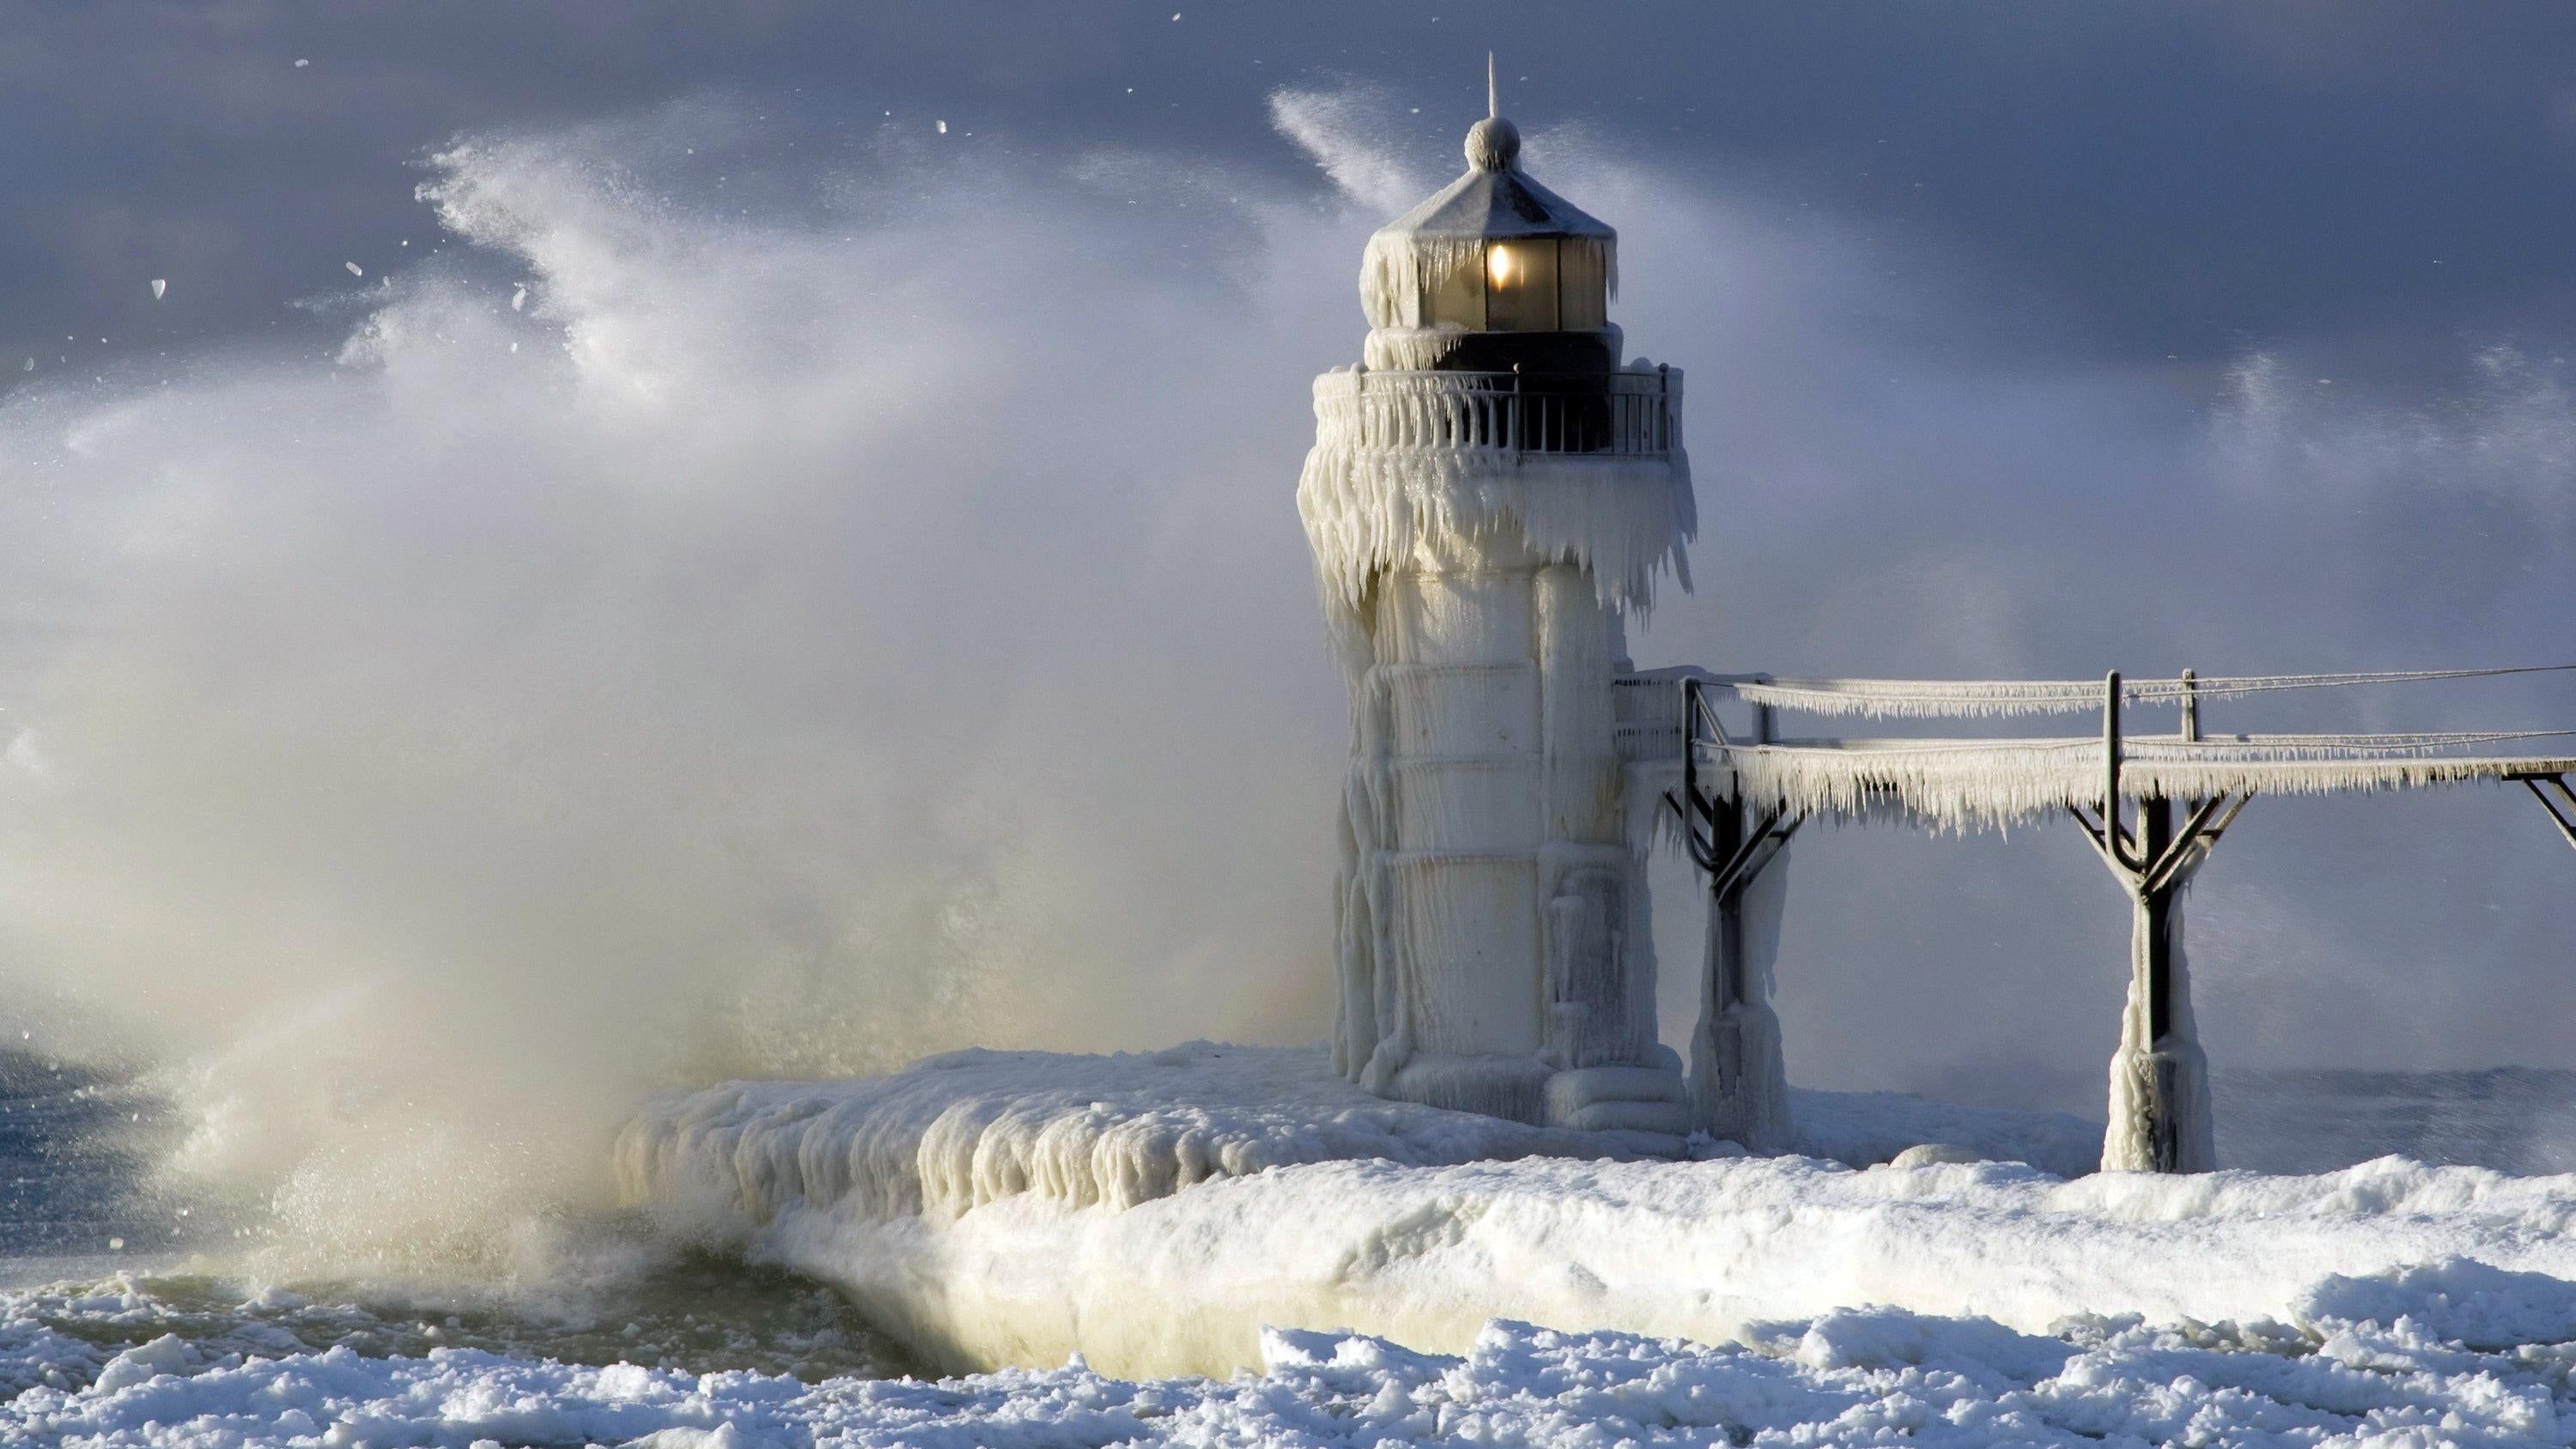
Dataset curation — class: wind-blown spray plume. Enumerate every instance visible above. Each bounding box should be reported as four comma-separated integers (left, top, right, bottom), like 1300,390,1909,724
0,100,1377,1277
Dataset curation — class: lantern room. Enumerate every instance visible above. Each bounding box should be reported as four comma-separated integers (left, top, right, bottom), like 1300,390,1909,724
1358,96,1620,374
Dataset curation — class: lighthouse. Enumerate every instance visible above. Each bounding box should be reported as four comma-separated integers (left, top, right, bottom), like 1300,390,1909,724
1297,88,1698,1148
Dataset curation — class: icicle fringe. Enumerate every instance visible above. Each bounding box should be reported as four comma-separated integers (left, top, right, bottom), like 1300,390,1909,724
1297,374,1692,657
1713,737,2576,834
1724,679,2114,719
1360,233,1618,330
1718,665,2576,720
1363,325,1473,372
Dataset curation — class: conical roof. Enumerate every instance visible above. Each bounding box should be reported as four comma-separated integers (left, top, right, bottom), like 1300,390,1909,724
1359,113,1618,330
1379,128,1615,244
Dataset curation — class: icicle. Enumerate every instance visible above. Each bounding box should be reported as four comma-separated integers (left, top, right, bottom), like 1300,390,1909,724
1358,232,1619,332
2142,730,2576,755
1725,678,2103,719
1361,325,1472,371
1296,440,1692,669
1718,737,2576,835
1573,236,1618,306
1298,367,1691,653
2136,664,2576,700
1723,665,2576,720
2128,753,2576,805
1360,233,1484,331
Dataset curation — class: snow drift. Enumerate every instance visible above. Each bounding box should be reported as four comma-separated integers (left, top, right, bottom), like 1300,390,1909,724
14,1264,2576,1446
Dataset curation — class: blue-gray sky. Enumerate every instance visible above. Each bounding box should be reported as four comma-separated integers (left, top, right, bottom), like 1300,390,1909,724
17,2,2576,377
3,3,2575,1230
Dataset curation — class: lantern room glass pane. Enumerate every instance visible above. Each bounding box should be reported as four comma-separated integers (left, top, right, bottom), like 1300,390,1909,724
1482,239,1558,331
1423,254,1484,330
1558,242,1607,331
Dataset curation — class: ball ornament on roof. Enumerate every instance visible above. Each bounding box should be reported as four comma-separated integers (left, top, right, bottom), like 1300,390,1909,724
1466,115,1521,172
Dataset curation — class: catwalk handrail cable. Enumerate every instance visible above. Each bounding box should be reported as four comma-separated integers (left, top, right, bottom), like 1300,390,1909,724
1684,664,2576,719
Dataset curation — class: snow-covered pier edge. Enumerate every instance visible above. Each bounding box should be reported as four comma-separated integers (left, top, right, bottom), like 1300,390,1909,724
617,1044,2576,1380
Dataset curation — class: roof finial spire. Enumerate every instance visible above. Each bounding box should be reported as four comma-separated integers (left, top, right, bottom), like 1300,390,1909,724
1464,54,1519,171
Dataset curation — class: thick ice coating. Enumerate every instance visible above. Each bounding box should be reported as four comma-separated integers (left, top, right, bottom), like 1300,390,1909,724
614,1042,1654,1224
1297,111,1702,1143
616,1043,2100,1230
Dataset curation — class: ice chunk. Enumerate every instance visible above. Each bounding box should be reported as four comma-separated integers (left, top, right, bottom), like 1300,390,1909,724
2298,1258,2576,1350
1887,1143,1983,1168
511,285,527,312
91,1333,190,1393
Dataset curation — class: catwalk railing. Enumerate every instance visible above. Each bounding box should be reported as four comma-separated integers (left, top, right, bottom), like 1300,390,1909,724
1619,663,2576,1173
1621,666,2576,834
1310,365,1681,458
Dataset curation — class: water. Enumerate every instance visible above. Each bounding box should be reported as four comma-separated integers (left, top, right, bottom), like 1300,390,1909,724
0,1048,916,1390
1,1258,916,1389
2215,1065,2576,1177
0,1052,177,1281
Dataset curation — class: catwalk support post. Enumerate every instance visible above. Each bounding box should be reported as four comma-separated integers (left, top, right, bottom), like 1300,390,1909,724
2066,670,2248,1173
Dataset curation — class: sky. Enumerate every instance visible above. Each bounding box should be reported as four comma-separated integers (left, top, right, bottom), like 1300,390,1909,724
17,2,2576,379
3,1,2575,1253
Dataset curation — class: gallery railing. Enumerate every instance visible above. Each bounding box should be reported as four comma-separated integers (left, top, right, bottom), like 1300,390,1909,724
1311,365,1681,458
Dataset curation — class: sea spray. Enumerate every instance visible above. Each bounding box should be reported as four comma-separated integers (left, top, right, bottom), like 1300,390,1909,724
0,98,1365,1285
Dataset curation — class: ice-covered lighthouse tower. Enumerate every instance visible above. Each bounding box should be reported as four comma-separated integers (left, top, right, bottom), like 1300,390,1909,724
1297,82,1697,1145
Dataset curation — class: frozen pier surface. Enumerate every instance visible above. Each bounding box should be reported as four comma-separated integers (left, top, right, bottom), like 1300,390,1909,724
616,1043,1661,1227
616,1042,2092,1227
620,1045,2576,1379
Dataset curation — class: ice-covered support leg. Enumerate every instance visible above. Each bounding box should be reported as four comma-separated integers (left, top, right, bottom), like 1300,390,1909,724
1668,686,1798,1150
2072,671,2245,1174
1690,849,1792,1150
2101,840,2213,1173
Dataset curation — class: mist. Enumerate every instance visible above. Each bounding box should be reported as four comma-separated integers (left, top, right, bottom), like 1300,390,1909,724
2,83,2572,1276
